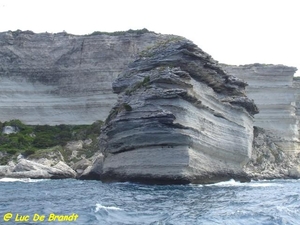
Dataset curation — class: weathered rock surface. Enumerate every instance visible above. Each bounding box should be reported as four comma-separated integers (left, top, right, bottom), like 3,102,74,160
222,64,299,152
27,148,64,166
2,125,19,134
0,165,14,176
0,30,169,125
78,154,103,180
245,126,300,179
71,158,92,175
98,38,258,184
1,159,76,179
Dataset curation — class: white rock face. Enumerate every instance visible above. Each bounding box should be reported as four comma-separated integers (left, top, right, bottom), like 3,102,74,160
9,159,76,179
0,30,169,125
222,64,299,152
2,126,19,134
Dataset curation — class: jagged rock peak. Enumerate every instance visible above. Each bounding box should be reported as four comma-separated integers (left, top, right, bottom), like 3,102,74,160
99,37,257,184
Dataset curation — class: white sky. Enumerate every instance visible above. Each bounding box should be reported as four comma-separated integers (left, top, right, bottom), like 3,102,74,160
0,0,299,76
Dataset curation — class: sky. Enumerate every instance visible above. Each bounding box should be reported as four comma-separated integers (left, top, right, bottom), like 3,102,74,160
0,0,299,76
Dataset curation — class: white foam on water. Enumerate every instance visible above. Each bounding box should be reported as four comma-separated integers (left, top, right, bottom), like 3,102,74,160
95,203,123,212
0,177,46,183
208,179,238,186
205,179,282,187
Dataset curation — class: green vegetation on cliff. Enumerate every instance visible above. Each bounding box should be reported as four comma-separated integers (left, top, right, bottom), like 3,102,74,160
0,120,103,165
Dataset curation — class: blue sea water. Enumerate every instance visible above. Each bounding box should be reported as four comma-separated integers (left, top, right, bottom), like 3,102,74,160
0,178,300,225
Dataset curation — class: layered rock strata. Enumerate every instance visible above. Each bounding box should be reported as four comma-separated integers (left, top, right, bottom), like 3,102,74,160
98,38,258,184
0,30,169,125
222,64,299,152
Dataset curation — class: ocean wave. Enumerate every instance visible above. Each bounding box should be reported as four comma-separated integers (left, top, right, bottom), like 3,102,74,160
95,203,123,212
0,177,46,183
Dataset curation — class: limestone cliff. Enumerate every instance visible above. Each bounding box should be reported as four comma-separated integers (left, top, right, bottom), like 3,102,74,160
1,30,300,182
98,38,258,184
222,64,299,152
0,29,169,125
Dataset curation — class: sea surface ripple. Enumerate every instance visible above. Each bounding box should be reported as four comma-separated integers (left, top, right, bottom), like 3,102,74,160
1,178,300,225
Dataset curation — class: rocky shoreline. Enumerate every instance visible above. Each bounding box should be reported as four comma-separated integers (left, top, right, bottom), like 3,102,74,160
1,127,300,182
1,133,300,181
0,153,104,180
0,158,76,179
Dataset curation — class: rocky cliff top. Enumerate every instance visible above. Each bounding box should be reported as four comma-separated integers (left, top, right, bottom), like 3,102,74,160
0,29,159,85
222,64,297,88
113,38,258,115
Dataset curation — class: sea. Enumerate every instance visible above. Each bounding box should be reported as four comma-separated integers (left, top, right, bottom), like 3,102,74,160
0,178,300,225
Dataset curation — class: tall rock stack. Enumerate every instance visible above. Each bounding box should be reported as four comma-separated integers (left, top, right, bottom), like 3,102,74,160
222,64,299,152
0,30,169,125
99,38,258,184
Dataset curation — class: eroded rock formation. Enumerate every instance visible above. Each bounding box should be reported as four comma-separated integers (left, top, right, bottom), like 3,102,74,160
98,38,258,184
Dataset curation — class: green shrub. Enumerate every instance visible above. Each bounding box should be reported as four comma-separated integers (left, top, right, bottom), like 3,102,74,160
23,149,35,157
86,121,103,137
4,119,24,127
125,76,151,95
143,76,150,84
32,134,55,148
6,149,17,155
123,103,132,111
0,156,9,165
55,130,72,146
0,136,9,146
